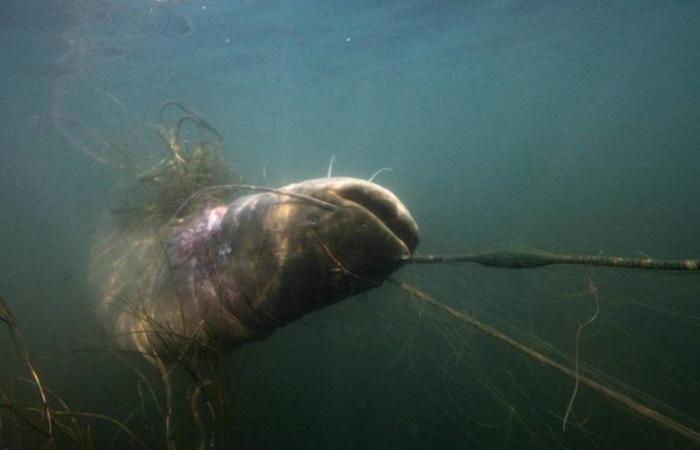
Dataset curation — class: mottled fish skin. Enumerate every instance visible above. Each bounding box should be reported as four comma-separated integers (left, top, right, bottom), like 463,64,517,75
166,206,228,267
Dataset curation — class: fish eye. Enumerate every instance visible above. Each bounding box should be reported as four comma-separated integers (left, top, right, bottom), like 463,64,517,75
307,214,321,229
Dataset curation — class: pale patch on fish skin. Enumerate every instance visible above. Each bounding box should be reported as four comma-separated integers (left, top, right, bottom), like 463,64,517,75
167,206,229,267
206,206,228,232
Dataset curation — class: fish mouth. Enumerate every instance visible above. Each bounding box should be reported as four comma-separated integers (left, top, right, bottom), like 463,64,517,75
284,177,420,256
335,181,420,255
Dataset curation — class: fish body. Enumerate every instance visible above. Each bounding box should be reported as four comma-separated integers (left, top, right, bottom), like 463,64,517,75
90,177,419,359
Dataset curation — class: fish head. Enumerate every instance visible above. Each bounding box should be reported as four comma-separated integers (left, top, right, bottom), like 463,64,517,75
214,177,420,337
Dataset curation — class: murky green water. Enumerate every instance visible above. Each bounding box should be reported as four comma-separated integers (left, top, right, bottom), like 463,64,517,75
1,1,699,448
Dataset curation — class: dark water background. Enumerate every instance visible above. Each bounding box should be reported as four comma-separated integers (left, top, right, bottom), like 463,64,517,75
1,1,700,449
